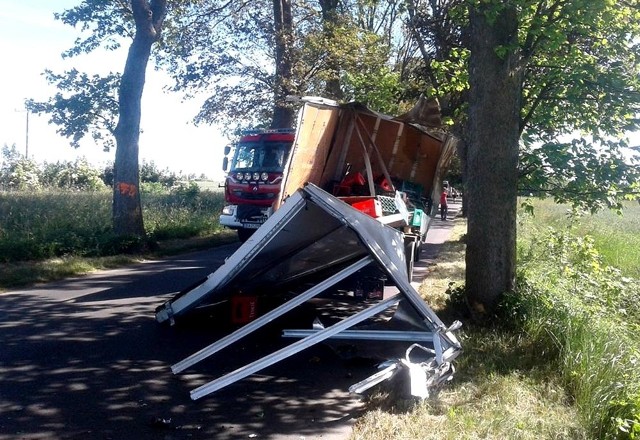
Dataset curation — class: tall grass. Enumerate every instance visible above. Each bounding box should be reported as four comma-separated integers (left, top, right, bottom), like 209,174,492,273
142,185,227,240
520,199,640,278
351,200,639,440
0,191,112,261
0,188,228,262
513,199,640,439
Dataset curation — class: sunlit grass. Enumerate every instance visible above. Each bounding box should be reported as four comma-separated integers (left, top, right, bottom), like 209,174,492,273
417,218,467,311
354,372,584,440
0,188,235,289
353,198,640,439
519,198,640,278
516,198,640,438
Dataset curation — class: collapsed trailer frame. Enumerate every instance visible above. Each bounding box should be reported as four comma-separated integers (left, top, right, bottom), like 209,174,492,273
156,184,461,400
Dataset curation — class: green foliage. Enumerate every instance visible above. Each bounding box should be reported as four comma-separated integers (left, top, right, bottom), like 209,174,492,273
27,69,120,151
344,66,403,114
158,0,283,132
508,205,640,439
519,198,640,279
1,144,40,190
408,0,640,210
0,188,226,263
0,159,41,191
519,139,640,213
139,160,179,187
144,183,225,240
0,191,112,261
41,158,107,191
519,0,640,141
53,0,134,56
1,147,107,192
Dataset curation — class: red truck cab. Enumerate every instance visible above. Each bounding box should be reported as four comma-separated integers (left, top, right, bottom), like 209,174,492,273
220,128,295,241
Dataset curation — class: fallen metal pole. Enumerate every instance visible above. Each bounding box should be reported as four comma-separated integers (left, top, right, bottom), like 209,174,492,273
282,329,435,342
349,362,400,394
172,255,374,374
190,296,400,400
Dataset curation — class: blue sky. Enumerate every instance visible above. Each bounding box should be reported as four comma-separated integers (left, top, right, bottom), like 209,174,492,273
0,0,227,179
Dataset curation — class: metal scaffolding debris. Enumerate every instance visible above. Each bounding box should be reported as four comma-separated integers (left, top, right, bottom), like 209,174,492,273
156,183,461,400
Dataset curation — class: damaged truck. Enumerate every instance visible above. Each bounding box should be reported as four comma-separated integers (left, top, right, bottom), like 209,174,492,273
220,96,456,250
156,96,462,401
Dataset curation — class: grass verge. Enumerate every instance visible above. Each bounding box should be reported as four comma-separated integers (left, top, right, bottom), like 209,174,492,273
351,217,587,440
0,230,237,291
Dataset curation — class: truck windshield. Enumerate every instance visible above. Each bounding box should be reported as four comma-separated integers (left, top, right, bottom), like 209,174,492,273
231,141,290,173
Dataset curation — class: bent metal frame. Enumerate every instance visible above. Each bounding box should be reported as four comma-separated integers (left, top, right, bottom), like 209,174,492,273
155,183,462,400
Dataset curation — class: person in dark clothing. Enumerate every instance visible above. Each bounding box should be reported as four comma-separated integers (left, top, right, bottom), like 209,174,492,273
439,189,448,220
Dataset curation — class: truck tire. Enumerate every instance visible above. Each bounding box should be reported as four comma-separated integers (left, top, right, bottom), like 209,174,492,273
237,228,255,242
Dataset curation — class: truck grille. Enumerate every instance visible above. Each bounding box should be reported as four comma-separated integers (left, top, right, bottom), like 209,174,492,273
232,191,275,201
236,205,267,222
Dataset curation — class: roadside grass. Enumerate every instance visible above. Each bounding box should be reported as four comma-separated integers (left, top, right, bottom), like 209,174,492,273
0,230,238,290
520,199,640,279
0,188,237,290
352,199,640,439
514,199,640,439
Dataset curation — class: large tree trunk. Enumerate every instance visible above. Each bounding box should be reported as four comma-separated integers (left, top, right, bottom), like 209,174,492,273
271,0,295,128
319,0,343,101
465,3,521,317
113,0,167,236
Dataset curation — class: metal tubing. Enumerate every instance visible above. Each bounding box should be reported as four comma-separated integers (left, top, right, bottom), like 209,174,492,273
282,329,435,342
190,296,401,400
172,255,374,374
348,362,400,394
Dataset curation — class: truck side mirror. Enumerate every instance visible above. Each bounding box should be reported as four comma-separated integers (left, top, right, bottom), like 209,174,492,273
224,145,231,156
222,156,229,172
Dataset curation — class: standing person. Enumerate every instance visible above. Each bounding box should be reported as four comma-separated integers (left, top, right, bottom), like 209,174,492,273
440,188,448,220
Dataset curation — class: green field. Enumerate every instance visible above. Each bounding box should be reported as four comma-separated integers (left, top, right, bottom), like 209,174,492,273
519,199,640,278
0,187,234,288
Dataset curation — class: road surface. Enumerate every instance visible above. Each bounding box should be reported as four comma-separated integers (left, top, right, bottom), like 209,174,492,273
0,202,460,440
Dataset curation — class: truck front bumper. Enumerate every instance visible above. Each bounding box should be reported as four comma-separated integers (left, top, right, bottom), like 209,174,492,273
219,205,270,230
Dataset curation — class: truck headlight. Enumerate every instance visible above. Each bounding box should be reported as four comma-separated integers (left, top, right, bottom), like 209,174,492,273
222,205,235,215
236,172,244,181
253,172,260,181
261,172,269,181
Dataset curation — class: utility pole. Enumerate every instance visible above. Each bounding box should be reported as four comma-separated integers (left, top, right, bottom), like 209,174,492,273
14,104,30,158
25,109,29,158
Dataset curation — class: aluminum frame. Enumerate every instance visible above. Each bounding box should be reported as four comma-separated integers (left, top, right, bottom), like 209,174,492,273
159,184,461,399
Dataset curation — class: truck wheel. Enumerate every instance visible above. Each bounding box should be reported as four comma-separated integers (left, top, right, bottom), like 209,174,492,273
237,228,254,242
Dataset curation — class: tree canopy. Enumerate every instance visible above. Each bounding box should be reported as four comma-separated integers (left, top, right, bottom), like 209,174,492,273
29,0,640,310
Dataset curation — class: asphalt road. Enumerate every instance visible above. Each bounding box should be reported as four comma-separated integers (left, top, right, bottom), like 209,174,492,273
0,203,459,440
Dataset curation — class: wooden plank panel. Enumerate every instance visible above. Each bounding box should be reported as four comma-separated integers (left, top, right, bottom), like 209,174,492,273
279,104,341,203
